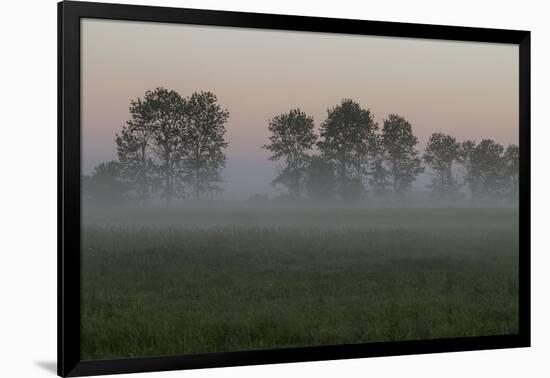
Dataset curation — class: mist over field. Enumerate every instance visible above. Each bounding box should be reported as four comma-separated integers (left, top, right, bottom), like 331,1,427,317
81,202,518,360
80,139,519,360
79,19,520,360
79,93,520,361
82,200,518,228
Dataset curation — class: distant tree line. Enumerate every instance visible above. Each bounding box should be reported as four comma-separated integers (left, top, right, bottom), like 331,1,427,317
83,91,519,204
263,99,519,202
82,87,229,204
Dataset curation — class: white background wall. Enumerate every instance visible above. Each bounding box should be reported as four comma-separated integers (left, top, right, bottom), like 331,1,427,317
0,0,546,377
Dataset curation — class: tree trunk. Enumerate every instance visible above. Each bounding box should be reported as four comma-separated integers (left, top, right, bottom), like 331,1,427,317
141,143,147,203
165,153,172,205
393,159,398,195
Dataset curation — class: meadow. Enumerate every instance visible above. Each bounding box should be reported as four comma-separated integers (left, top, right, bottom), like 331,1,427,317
80,205,519,360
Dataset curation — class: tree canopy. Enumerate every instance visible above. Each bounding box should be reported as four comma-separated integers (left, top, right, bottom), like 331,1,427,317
423,132,461,199
317,99,378,201
263,108,317,199
113,87,229,204
381,114,424,196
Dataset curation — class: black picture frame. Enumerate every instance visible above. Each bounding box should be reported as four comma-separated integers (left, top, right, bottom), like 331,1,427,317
58,1,531,376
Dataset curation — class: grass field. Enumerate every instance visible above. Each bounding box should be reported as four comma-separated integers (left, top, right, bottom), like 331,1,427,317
81,206,519,360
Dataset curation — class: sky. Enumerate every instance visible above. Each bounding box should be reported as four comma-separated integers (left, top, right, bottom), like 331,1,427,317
81,18,519,199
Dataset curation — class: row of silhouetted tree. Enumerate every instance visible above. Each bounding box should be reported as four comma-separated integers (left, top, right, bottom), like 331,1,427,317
82,88,519,204
264,99,519,202
83,88,229,204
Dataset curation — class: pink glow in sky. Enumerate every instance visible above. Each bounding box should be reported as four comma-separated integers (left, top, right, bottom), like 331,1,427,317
81,19,519,197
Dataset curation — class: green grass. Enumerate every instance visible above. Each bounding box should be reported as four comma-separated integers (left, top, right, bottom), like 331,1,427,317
80,207,519,360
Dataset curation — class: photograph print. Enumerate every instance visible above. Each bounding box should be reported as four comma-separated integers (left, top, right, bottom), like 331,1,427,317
80,18,520,360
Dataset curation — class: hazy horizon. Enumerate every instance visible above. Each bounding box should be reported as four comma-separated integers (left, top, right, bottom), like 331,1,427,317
81,18,519,199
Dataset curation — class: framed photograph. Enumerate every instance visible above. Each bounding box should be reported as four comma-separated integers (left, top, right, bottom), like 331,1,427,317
58,1,530,376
